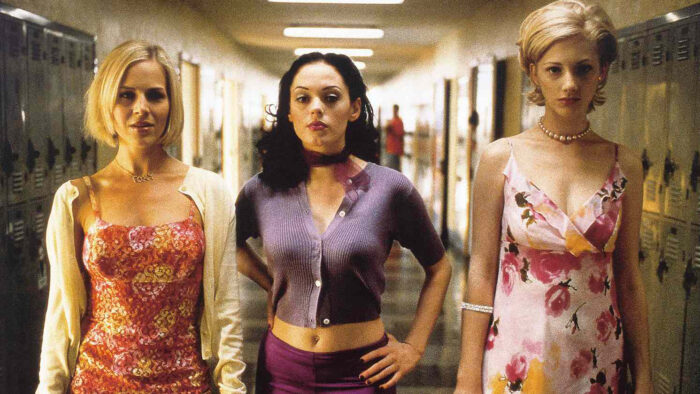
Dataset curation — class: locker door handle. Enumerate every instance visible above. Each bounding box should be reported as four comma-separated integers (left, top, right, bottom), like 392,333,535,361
656,257,669,282
80,139,92,163
691,151,699,193
1,141,18,176
26,139,40,172
64,138,76,163
47,138,59,170
663,151,677,186
683,260,698,299
641,149,652,180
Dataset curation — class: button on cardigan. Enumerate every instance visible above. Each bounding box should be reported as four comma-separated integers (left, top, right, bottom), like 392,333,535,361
37,166,246,394
236,163,445,328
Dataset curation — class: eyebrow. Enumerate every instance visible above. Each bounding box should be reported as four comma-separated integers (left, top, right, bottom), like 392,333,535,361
543,59,593,65
119,85,166,90
293,86,342,91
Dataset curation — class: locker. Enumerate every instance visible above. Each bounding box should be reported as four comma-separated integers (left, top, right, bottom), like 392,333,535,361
590,36,623,142
45,30,65,192
691,20,700,227
642,28,672,215
80,38,96,174
665,19,699,222
681,226,700,393
2,16,29,205
62,36,82,181
26,23,50,199
5,205,27,285
649,220,687,394
617,34,648,158
639,213,661,281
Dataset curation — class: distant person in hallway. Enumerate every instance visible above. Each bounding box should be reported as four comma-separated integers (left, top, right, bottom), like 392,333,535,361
37,40,245,393
455,1,651,393
385,104,405,172
236,52,452,393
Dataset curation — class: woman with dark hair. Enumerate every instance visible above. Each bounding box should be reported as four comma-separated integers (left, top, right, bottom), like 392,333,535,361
236,52,452,393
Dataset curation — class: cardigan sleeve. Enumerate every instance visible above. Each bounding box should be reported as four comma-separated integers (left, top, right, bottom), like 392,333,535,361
211,180,247,393
36,183,87,394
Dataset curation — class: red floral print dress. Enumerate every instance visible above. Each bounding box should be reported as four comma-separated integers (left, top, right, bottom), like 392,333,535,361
483,142,626,393
69,177,211,393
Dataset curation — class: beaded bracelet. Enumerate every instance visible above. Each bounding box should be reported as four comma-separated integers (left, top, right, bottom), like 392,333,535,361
460,302,494,314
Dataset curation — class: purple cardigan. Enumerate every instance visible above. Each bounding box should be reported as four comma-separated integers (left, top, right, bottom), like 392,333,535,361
236,162,445,328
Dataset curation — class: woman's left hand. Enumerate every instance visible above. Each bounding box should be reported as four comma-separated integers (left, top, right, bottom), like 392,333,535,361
359,333,422,389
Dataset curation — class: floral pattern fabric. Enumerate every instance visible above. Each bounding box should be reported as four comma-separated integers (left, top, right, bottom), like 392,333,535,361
70,178,211,393
483,144,626,393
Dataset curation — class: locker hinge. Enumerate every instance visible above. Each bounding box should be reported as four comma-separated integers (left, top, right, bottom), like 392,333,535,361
1,141,18,176
47,137,59,170
26,139,40,172
80,138,92,163
691,151,699,193
684,259,698,299
657,257,669,282
641,149,652,180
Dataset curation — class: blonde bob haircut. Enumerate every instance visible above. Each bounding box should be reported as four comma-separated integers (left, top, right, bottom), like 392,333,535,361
517,0,617,112
85,40,183,147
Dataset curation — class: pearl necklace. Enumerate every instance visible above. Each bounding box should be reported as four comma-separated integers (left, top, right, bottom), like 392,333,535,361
537,117,591,143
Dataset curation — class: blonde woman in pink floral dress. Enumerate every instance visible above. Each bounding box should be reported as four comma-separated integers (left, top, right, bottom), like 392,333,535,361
454,2,652,393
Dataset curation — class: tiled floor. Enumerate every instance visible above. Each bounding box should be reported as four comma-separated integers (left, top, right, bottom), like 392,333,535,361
239,243,467,392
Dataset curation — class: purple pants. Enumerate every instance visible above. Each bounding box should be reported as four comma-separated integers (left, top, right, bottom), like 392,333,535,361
255,329,397,393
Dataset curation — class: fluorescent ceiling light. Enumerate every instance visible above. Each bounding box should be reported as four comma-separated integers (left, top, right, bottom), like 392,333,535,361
353,61,366,70
284,27,384,39
294,48,374,57
270,0,403,4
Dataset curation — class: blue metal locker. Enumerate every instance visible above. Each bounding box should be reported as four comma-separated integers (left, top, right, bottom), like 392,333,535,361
45,30,65,192
26,23,49,199
1,16,28,205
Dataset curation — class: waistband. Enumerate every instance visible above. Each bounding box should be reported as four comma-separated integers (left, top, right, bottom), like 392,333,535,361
265,329,389,360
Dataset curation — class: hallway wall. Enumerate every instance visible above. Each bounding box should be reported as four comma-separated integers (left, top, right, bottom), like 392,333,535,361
373,0,700,137
4,0,278,168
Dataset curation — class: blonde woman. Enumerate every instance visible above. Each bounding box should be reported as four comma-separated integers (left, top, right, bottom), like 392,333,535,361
455,2,651,393
37,40,245,393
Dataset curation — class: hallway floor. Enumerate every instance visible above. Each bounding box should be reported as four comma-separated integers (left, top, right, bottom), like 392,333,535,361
239,243,466,393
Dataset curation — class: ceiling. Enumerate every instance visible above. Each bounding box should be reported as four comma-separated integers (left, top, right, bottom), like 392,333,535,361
183,0,486,85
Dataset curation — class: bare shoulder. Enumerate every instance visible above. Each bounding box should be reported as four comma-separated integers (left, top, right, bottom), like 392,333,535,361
616,144,643,184
477,138,511,172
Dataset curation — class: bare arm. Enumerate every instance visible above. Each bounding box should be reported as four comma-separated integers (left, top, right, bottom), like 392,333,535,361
612,147,652,392
455,140,509,393
236,242,275,327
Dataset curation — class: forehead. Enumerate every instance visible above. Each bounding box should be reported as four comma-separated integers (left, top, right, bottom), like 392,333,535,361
540,34,599,63
291,62,348,90
121,59,167,87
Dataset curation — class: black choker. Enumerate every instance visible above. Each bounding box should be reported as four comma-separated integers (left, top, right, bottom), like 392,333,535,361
302,146,351,167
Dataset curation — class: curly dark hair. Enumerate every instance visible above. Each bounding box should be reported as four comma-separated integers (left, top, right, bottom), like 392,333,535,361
257,52,379,190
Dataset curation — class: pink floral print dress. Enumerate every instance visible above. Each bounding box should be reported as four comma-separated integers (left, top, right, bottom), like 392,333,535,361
69,177,212,393
483,142,626,393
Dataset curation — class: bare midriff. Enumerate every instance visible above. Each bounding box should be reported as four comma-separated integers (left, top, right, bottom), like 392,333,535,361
271,316,385,352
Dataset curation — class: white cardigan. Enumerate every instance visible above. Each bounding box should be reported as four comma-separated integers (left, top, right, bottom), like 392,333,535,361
37,166,246,393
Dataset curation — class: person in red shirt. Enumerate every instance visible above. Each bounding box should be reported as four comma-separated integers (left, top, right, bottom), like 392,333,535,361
385,104,404,171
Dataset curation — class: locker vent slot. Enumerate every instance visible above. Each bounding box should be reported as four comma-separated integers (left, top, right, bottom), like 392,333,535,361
9,219,25,244
641,225,655,252
630,50,642,69
667,185,683,208
651,44,664,65
50,40,61,65
53,164,64,186
34,166,45,190
8,23,22,58
654,371,672,394
676,38,690,61
70,161,80,177
12,171,24,195
664,234,681,264
645,179,657,202
694,243,700,269
34,212,46,234
30,39,41,61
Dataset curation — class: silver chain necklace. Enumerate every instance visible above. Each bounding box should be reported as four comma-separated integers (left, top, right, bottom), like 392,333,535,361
537,116,591,143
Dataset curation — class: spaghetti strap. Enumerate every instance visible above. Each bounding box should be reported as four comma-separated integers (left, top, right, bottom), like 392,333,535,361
187,198,197,220
82,176,100,218
614,143,619,161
